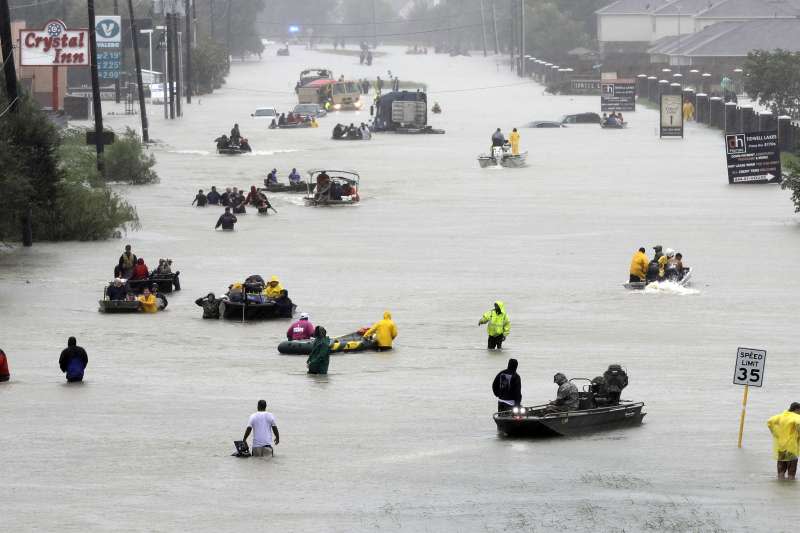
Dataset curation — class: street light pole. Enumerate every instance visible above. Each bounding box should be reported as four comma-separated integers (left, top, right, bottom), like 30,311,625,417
140,29,153,71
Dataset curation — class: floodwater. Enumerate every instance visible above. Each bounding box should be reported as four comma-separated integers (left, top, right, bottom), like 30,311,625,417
2,45,800,532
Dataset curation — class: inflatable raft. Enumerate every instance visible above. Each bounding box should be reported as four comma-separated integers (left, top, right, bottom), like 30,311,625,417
278,329,377,355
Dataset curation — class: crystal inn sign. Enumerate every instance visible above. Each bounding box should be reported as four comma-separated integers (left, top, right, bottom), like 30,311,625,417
19,19,89,66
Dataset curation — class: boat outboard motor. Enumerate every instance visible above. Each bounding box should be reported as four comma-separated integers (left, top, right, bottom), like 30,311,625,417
603,365,628,405
646,260,659,282
492,145,504,161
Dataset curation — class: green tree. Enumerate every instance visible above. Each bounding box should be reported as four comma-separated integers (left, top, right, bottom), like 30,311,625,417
781,159,800,213
524,1,589,62
744,50,800,118
104,128,159,185
228,0,267,58
192,37,229,94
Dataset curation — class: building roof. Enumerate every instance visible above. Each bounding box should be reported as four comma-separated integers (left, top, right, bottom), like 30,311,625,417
654,0,722,15
695,0,800,18
596,0,673,15
648,18,800,57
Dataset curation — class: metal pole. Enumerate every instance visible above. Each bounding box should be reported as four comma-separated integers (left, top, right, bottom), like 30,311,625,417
226,0,231,66
185,0,192,103
210,0,215,39
88,0,105,174
176,29,183,116
113,0,121,103
491,0,499,54
0,0,19,113
127,0,149,143
737,385,749,448
162,27,168,119
509,0,515,68
479,0,488,57
166,13,175,119
371,0,377,49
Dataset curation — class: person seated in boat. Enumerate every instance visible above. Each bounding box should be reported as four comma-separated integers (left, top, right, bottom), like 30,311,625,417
547,373,580,412
288,168,301,184
589,375,609,407
206,186,221,205
675,253,685,279
154,259,172,276
286,112,296,125
617,112,624,124
664,248,680,281
107,278,127,301
360,122,371,140
432,102,441,113
315,171,331,200
332,123,344,139
330,181,344,200
310,117,319,128
277,113,287,126
602,113,608,124
603,364,628,405
269,118,277,129
215,134,229,150
646,245,663,282
266,169,278,185
239,138,251,152
230,123,241,145
137,287,158,313
287,312,315,341
341,182,354,197
193,189,208,207
150,283,168,310
215,207,238,230
264,276,284,299
130,258,149,280
346,123,361,139
491,128,505,148
629,247,648,283
227,282,244,302
195,293,221,319
274,290,294,318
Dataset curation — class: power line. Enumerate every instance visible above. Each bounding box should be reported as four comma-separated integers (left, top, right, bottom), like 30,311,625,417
261,20,509,40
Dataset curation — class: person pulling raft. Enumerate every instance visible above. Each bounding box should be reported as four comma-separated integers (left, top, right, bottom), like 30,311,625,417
215,207,238,230
629,247,648,283
195,293,222,319
362,311,398,351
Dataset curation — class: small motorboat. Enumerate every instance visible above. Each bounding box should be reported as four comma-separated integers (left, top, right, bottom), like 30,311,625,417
600,122,627,129
304,169,360,206
277,121,312,129
278,328,377,355
478,145,527,168
98,299,141,313
217,144,252,155
624,267,693,290
261,182,315,194
494,400,646,437
219,299,295,321
277,47,290,56
127,272,181,294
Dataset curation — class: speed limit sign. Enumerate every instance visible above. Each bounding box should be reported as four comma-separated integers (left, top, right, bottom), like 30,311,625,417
733,347,766,387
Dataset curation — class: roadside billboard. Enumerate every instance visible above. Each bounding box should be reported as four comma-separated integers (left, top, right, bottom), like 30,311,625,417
600,80,635,112
19,19,89,66
660,94,683,138
725,131,781,184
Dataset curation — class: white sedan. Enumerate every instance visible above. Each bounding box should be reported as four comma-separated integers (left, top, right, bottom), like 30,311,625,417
251,107,278,120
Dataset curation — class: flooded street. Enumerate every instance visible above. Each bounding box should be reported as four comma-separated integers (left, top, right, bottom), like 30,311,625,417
3,45,800,531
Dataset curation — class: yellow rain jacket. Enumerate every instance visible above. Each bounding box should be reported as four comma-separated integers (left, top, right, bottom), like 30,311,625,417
509,130,520,155
479,301,510,337
137,293,158,313
767,410,800,461
364,311,398,348
265,275,284,299
629,250,649,281
658,255,668,278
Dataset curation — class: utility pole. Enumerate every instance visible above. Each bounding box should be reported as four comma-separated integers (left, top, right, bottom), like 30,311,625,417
113,0,121,103
520,0,525,77
0,0,19,114
210,0,215,39
127,0,148,142
166,13,175,119
185,0,192,103
479,0,488,57
491,0,499,54
171,13,181,117
226,0,232,66
509,0,515,69
371,0,377,49
88,0,106,174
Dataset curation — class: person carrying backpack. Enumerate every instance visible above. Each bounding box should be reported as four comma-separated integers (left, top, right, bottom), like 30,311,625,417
492,358,521,412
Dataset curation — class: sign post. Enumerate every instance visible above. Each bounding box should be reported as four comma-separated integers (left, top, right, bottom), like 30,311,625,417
733,347,767,448
725,131,781,184
660,94,683,138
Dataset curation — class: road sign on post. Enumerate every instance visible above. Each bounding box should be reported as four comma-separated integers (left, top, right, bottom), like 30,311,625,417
733,347,766,448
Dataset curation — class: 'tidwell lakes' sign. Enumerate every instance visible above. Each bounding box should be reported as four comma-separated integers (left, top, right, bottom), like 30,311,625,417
19,19,89,67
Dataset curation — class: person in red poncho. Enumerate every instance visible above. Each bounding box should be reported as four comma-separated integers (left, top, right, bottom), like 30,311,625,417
0,349,10,382
130,258,149,280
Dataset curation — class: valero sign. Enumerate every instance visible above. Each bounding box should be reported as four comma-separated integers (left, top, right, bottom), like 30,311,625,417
19,19,89,67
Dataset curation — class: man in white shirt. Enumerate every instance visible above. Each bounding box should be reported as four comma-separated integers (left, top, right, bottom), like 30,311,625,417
243,400,280,457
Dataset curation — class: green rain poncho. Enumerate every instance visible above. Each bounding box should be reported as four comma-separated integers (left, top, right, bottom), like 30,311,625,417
307,326,331,375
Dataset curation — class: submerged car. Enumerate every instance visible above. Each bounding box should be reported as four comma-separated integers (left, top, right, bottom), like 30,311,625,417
560,112,601,124
251,107,278,121
292,103,327,118
525,120,565,128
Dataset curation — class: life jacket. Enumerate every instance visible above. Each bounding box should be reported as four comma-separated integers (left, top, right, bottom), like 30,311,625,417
121,252,135,269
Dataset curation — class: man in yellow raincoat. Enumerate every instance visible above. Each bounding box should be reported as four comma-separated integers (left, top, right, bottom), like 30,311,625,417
137,288,158,313
509,128,520,155
265,276,284,299
767,403,800,479
629,247,649,282
363,311,398,351
479,301,510,350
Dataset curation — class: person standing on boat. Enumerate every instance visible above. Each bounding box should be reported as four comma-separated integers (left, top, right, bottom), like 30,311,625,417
492,358,522,412
491,128,505,148
59,337,88,383
549,373,579,412
307,327,331,375
629,247,648,283
230,123,241,145
363,311,398,351
479,301,510,350
287,313,315,341
767,403,800,480
243,400,279,458
118,244,137,279
509,128,520,155
215,207,238,231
